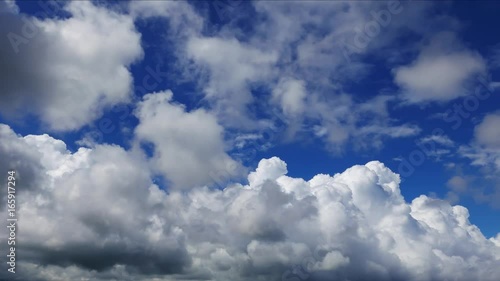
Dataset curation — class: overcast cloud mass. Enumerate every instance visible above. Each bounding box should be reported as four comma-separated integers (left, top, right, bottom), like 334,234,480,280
0,0,499,280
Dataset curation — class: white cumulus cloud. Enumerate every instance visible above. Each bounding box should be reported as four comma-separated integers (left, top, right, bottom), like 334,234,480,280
0,1,143,131
134,91,243,189
0,124,499,281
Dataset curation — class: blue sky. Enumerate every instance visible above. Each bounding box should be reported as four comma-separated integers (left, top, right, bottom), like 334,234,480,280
1,1,500,280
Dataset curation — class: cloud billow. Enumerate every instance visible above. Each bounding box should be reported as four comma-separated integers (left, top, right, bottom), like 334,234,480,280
0,1,143,131
0,124,498,281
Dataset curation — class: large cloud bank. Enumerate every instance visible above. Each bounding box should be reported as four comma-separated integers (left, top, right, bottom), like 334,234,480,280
0,124,499,281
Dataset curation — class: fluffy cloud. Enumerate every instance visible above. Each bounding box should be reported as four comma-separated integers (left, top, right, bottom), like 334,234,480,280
185,36,279,127
394,32,486,103
134,91,243,189
1,125,499,281
272,78,307,117
0,1,142,131
135,1,429,151
0,124,191,280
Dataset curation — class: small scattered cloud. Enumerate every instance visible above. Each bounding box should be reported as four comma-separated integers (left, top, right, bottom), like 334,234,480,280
394,32,486,103
447,175,468,193
420,135,455,147
474,112,500,149
460,112,500,173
